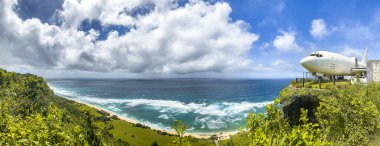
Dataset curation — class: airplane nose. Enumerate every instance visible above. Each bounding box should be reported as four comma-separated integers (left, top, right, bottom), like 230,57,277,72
300,57,312,68
300,56,318,73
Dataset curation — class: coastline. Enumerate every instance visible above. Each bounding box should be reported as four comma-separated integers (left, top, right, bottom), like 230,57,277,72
64,97,238,140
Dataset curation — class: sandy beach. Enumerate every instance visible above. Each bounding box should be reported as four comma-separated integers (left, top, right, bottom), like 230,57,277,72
68,98,238,140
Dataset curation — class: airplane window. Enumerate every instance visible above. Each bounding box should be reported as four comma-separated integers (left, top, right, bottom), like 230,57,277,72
315,53,323,57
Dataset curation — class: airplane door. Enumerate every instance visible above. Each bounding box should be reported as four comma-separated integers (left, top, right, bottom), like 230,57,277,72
330,56,336,70
318,57,330,72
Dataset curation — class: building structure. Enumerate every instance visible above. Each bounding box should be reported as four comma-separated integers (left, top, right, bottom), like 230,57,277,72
367,60,380,83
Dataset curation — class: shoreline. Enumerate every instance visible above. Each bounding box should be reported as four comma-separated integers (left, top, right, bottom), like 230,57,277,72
65,97,239,140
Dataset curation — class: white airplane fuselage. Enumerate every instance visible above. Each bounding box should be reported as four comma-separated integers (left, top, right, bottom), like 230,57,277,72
300,51,366,76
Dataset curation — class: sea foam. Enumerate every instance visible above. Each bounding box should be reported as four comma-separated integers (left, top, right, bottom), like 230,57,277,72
49,84,79,97
79,97,273,117
48,80,282,132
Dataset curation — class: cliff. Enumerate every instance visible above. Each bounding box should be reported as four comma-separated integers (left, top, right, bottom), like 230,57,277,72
279,87,331,125
0,68,213,146
277,83,380,145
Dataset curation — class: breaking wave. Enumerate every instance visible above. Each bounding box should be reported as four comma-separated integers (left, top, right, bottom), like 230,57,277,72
49,84,79,97
49,84,274,132
79,97,273,117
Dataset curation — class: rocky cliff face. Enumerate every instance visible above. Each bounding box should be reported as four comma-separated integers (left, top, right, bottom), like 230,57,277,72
279,87,331,125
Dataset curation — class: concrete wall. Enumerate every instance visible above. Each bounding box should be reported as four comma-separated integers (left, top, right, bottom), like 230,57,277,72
367,60,380,83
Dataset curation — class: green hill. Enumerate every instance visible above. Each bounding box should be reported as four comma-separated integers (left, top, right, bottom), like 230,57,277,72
0,69,213,145
221,82,380,146
2,68,380,145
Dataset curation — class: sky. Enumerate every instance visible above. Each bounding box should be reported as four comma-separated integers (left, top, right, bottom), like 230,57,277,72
1,0,380,78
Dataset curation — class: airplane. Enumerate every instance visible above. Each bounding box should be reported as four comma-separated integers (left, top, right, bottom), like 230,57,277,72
300,48,367,78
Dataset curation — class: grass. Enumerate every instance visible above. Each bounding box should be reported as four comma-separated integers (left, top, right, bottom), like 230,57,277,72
110,120,174,145
370,135,380,146
219,132,249,146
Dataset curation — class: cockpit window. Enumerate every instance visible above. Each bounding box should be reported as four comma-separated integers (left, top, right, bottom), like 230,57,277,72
310,52,323,57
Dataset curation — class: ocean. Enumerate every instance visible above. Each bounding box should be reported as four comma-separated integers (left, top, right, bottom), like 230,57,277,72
47,78,291,133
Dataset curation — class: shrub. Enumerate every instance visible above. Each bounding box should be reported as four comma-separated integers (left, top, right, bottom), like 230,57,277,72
171,120,191,146
0,68,134,145
151,141,158,146
305,84,312,88
316,85,380,145
290,80,296,86
225,82,380,145
246,104,330,146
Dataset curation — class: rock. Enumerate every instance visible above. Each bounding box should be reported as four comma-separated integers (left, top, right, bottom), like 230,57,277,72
279,87,330,126
98,110,111,116
111,115,119,120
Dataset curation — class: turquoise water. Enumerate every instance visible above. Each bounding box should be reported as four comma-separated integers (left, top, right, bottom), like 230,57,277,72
48,78,290,133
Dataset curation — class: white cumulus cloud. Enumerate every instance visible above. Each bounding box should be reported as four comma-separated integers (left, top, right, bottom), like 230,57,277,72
310,18,328,38
341,46,364,58
271,59,293,68
0,0,259,75
272,31,303,52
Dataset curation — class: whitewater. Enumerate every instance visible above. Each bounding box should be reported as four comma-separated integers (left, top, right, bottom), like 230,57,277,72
48,78,290,133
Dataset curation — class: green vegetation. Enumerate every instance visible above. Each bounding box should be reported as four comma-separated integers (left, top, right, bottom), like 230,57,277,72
220,129,249,146
246,106,330,145
171,120,191,146
0,68,213,145
0,70,94,145
290,79,350,89
316,84,380,145
222,83,380,146
1,68,380,145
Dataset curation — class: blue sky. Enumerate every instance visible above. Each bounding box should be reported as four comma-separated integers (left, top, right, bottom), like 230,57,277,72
226,0,380,74
1,0,380,78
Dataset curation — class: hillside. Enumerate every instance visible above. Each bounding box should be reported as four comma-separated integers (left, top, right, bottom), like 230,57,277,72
221,82,380,146
0,69,213,145
2,68,380,145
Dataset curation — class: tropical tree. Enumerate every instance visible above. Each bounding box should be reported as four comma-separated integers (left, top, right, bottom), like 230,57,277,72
171,120,190,146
